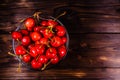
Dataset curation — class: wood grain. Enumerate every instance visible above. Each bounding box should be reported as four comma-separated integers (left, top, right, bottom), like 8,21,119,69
1,0,120,80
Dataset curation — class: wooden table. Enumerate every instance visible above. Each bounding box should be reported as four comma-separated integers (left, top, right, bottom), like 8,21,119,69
1,0,120,80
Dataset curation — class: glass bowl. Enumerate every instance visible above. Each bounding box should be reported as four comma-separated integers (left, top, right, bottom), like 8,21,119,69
12,14,69,70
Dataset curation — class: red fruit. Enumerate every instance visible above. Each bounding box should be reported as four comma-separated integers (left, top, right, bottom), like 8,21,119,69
43,28,53,38
39,38,48,45
38,55,48,64
24,17,35,31
15,45,26,55
58,45,67,58
50,36,62,47
35,44,45,55
34,26,41,32
12,31,22,40
22,54,31,63
28,44,34,49
46,47,57,59
31,59,42,69
51,56,59,64
47,19,58,27
61,37,67,44
31,32,42,41
41,20,48,26
20,29,29,35
55,25,66,37
30,47,38,57
21,36,31,46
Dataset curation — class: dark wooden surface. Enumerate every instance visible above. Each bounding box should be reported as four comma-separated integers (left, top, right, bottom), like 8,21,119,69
1,0,120,80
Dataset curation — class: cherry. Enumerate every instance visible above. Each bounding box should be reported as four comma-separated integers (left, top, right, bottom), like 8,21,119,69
29,46,38,58
55,25,66,37
34,26,41,32
12,31,22,40
31,59,42,69
39,38,48,45
20,29,29,35
50,36,62,47
31,32,42,41
61,37,67,44
47,19,58,28
15,45,26,55
28,44,34,49
24,17,35,31
46,47,57,59
21,36,31,46
41,20,48,26
43,28,53,38
51,56,59,64
38,55,48,64
35,44,45,55
58,45,67,58
22,54,31,63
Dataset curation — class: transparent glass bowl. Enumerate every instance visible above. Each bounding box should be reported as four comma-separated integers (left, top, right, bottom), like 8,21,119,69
12,14,69,70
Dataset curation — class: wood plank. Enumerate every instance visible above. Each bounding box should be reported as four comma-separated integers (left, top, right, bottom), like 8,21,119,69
0,67,119,80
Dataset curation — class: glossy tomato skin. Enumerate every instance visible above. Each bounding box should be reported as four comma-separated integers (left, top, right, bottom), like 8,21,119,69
15,45,26,55
50,36,62,47
24,17,35,31
30,32,42,41
12,31,22,40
